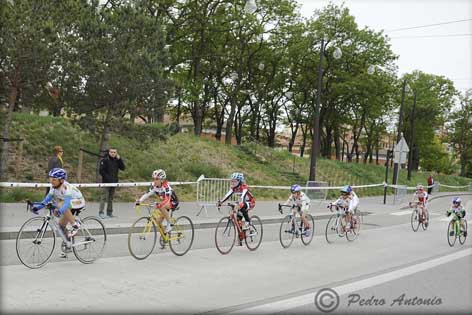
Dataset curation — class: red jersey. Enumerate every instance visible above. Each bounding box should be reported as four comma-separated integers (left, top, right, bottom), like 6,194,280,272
221,183,255,209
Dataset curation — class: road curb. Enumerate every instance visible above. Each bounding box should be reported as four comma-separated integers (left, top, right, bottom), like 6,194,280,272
0,212,371,240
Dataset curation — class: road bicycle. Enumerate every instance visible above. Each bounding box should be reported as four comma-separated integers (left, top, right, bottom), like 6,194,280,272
278,204,315,248
128,203,195,259
214,202,263,254
446,211,467,247
410,201,429,232
16,201,107,269
325,204,360,243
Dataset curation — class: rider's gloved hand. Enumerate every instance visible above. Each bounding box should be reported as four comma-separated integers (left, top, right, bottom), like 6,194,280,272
217,200,222,207
135,200,140,206
31,206,40,215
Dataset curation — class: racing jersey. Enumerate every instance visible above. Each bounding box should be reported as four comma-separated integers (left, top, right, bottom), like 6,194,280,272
334,191,359,212
284,192,311,212
448,205,465,217
220,183,255,209
139,180,179,209
413,190,428,204
40,181,85,214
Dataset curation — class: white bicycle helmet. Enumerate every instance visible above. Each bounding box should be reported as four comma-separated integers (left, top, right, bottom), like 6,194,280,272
152,169,166,180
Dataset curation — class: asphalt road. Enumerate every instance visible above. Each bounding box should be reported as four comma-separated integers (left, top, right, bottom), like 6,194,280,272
1,195,471,314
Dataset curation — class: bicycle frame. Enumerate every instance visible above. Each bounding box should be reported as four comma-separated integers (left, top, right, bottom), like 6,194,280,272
278,204,306,237
28,202,94,249
329,204,349,231
450,215,463,234
410,202,427,218
219,203,246,240
135,203,179,242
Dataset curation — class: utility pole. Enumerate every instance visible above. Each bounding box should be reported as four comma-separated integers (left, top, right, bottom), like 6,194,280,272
392,79,407,185
309,38,325,181
407,92,417,180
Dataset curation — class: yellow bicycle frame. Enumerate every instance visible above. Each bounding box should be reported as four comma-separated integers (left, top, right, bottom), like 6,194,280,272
135,203,183,242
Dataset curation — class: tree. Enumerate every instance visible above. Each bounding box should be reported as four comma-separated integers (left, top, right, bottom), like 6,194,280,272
449,89,472,177
0,0,63,180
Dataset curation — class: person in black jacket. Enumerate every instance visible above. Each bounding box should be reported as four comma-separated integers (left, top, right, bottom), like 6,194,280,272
45,146,64,196
99,148,125,218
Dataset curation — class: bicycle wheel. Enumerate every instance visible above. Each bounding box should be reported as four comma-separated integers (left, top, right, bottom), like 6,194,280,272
16,217,56,269
459,219,467,245
346,214,360,242
411,209,420,232
128,216,157,260
421,210,429,230
245,215,263,251
215,217,236,254
73,216,107,264
301,214,315,246
169,216,194,256
279,215,295,248
325,214,343,244
447,220,457,247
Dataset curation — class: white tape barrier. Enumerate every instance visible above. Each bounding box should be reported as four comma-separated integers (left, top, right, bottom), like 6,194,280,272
438,184,470,189
251,183,385,190
0,181,197,188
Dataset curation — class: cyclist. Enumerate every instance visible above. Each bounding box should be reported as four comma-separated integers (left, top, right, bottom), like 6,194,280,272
410,184,429,227
31,168,85,257
279,184,311,235
329,185,359,230
135,169,179,233
446,197,467,237
217,172,255,232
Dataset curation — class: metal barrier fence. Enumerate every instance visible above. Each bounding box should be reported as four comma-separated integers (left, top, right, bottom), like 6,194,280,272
196,175,237,216
393,185,408,205
305,181,328,204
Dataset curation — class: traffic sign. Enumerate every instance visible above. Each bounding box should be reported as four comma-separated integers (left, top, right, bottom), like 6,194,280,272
393,136,409,164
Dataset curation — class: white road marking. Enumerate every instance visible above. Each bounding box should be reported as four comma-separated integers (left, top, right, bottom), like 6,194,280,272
390,210,413,216
228,248,472,314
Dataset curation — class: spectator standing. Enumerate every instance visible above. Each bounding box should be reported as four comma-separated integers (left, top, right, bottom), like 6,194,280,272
99,148,125,218
427,173,434,195
46,146,64,195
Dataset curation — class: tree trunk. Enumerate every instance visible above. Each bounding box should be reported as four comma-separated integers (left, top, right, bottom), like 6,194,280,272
375,146,379,165
324,126,332,159
97,109,113,182
334,128,341,160
192,98,203,136
288,121,299,153
300,124,308,157
0,66,20,181
176,90,182,125
225,95,236,145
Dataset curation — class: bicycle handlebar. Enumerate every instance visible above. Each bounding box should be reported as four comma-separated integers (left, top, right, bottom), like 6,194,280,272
278,203,297,214
26,200,55,214
217,202,238,214
327,203,347,212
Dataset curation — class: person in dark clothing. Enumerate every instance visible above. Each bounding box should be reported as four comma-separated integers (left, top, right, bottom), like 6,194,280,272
99,148,125,218
45,146,64,196
427,174,434,195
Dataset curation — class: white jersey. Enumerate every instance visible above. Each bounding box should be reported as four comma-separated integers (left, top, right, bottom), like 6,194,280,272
47,181,85,209
284,192,311,212
334,191,359,212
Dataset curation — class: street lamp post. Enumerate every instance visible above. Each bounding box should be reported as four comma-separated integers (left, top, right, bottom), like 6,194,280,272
309,39,341,181
407,91,417,181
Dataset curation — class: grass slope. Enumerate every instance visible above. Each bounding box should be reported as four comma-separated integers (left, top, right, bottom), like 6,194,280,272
1,113,470,203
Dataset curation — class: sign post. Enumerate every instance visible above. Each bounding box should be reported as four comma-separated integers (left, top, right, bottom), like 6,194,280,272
393,133,409,187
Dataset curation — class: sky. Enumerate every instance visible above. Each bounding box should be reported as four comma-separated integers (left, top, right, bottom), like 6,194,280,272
295,0,472,93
